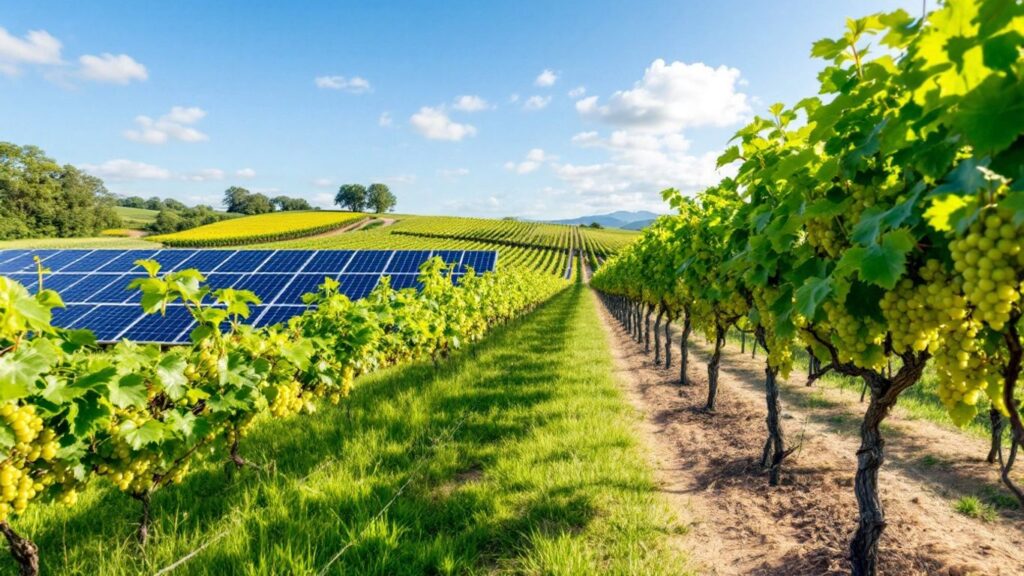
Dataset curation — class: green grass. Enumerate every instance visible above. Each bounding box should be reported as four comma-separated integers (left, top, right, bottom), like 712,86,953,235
6,285,686,575
114,206,159,227
0,236,155,249
954,496,998,522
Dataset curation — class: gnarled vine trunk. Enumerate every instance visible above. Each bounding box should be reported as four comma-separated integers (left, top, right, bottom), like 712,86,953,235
988,407,1005,465
757,329,785,486
849,357,927,576
134,491,152,546
644,303,653,353
679,313,691,385
664,315,673,369
704,324,726,411
653,306,664,365
0,521,38,576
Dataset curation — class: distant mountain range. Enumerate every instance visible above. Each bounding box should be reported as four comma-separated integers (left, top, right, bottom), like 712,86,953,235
544,210,663,230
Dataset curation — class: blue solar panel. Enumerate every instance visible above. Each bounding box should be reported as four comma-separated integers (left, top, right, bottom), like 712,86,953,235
0,253,44,273
338,274,380,300
461,251,497,274
70,305,142,341
204,273,244,291
303,250,354,273
275,274,331,305
59,275,123,301
259,250,314,273
2,249,497,344
431,250,464,273
97,250,160,272
51,304,96,327
346,250,393,273
253,305,306,328
122,306,195,342
154,250,198,271
218,251,275,273
233,274,294,303
174,251,231,272
387,251,432,273
388,274,421,290
59,252,120,273
89,273,145,303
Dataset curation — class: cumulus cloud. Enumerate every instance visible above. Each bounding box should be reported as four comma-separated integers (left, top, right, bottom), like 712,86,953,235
123,106,208,144
409,106,476,141
378,112,393,127
576,59,749,133
550,130,729,211
78,53,148,84
504,148,550,174
235,168,256,178
568,85,586,98
0,28,62,75
80,159,171,181
523,95,551,111
452,95,490,112
534,69,557,87
314,75,371,93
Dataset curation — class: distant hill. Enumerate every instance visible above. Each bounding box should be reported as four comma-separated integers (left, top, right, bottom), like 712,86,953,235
545,210,662,230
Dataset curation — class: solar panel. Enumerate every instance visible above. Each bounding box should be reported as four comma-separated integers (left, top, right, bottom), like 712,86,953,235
0,249,497,345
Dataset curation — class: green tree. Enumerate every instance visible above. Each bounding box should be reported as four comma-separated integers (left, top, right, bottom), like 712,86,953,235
119,196,147,209
272,195,313,211
366,183,396,213
222,186,251,213
335,184,367,212
144,197,165,211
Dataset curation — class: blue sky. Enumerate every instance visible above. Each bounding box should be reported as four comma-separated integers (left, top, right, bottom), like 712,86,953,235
0,0,918,218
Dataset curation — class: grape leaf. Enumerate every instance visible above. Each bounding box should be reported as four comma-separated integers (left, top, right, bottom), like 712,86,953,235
155,354,189,401
107,374,148,409
795,276,832,317
998,191,1024,227
952,74,1024,154
858,229,916,289
0,344,54,402
120,419,165,450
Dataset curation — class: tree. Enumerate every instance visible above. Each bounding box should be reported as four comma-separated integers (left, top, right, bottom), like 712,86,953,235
366,183,396,213
119,196,147,209
272,195,312,211
144,197,165,211
0,142,119,240
149,209,184,234
334,184,367,212
588,222,603,229
222,186,251,213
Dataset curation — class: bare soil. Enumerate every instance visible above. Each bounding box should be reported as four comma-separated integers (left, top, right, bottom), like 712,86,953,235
592,290,1024,576
306,216,396,239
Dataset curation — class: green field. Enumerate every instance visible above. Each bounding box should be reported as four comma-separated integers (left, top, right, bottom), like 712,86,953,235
4,285,684,575
113,206,159,228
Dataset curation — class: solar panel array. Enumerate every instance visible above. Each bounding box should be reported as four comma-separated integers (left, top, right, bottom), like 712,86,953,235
0,249,498,344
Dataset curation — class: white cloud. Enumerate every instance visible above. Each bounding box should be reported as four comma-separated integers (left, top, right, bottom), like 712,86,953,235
123,106,208,144
78,53,148,84
0,28,62,75
534,69,558,87
576,59,749,133
508,93,520,104
235,168,256,178
314,75,371,93
550,129,729,212
438,167,470,178
183,168,225,182
80,159,171,181
523,95,551,111
568,85,586,98
380,174,416,185
452,95,490,112
378,112,393,127
312,177,334,188
409,106,476,141
313,192,336,208
504,148,550,174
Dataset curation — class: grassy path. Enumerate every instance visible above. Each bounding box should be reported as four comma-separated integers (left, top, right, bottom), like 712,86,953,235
8,284,685,575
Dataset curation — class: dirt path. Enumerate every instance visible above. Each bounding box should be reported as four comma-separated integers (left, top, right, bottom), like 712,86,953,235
592,290,1024,575
305,216,396,240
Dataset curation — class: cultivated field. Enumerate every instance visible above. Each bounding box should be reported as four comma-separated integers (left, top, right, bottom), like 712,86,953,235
149,210,367,246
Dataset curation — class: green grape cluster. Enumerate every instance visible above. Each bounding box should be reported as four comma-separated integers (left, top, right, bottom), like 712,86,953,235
0,403,60,520
268,381,305,418
934,317,1005,427
753,287,794,377
880,260,966,354
950,208,1023,331
823,301,886,371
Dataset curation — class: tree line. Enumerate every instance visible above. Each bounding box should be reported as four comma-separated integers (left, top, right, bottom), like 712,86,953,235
0,143,120,240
